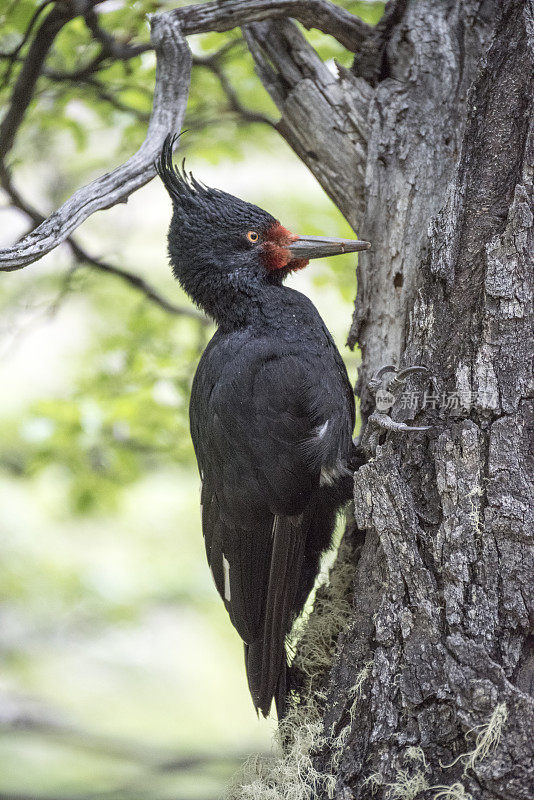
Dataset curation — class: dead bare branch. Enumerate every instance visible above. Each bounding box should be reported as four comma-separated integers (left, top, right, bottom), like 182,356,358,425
170,0,372,52
0,164,206,322
0,14,192,272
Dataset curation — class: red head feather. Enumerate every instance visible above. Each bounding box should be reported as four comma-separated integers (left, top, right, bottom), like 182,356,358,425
262,223,309,272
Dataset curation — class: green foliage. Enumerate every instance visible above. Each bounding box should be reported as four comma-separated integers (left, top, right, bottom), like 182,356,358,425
1,0,382,512
1,277,206,512
1,1,385,164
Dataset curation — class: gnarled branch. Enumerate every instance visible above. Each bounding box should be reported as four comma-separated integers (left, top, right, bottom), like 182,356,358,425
170,0,371,52
0,14,191,272
0,163,206,322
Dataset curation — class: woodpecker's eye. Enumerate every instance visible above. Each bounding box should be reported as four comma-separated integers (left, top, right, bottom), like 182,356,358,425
247,231,259,243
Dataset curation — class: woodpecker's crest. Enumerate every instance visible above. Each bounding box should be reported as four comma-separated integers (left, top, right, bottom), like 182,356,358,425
157,135,276,236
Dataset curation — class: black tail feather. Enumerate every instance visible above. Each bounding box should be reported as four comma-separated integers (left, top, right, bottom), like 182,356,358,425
275,660,290,720
244,514,307,718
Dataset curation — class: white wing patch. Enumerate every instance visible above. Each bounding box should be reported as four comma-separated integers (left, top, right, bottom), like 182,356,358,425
222,554,231,601
320,460,346,487
316,420,329,439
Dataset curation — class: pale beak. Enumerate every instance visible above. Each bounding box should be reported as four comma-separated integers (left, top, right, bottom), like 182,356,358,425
288,235,371,260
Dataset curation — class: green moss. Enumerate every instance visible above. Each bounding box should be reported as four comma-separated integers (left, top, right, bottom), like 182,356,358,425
442,703,508,774
387,768,430,800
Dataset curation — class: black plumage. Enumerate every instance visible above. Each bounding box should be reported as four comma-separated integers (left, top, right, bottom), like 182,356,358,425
156,136,369,717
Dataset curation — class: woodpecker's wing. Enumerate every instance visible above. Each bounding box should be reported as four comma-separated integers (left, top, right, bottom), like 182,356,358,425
191,335,353,715
201,483,274,644
193,349,322,628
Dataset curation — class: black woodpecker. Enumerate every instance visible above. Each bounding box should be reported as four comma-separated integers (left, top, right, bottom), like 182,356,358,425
157,137,370,718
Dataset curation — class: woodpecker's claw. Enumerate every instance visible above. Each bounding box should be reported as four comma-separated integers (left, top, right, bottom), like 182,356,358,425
368,365,396,394
356,364,431,458
372,418,432,433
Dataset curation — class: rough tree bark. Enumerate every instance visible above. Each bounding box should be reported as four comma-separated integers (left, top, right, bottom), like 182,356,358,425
250,1,533,798
2,1,532,797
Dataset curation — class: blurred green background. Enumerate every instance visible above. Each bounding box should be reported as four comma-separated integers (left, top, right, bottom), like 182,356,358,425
0,1,383,797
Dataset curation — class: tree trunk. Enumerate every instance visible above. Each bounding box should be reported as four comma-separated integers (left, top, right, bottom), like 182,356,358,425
238,1,533,798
